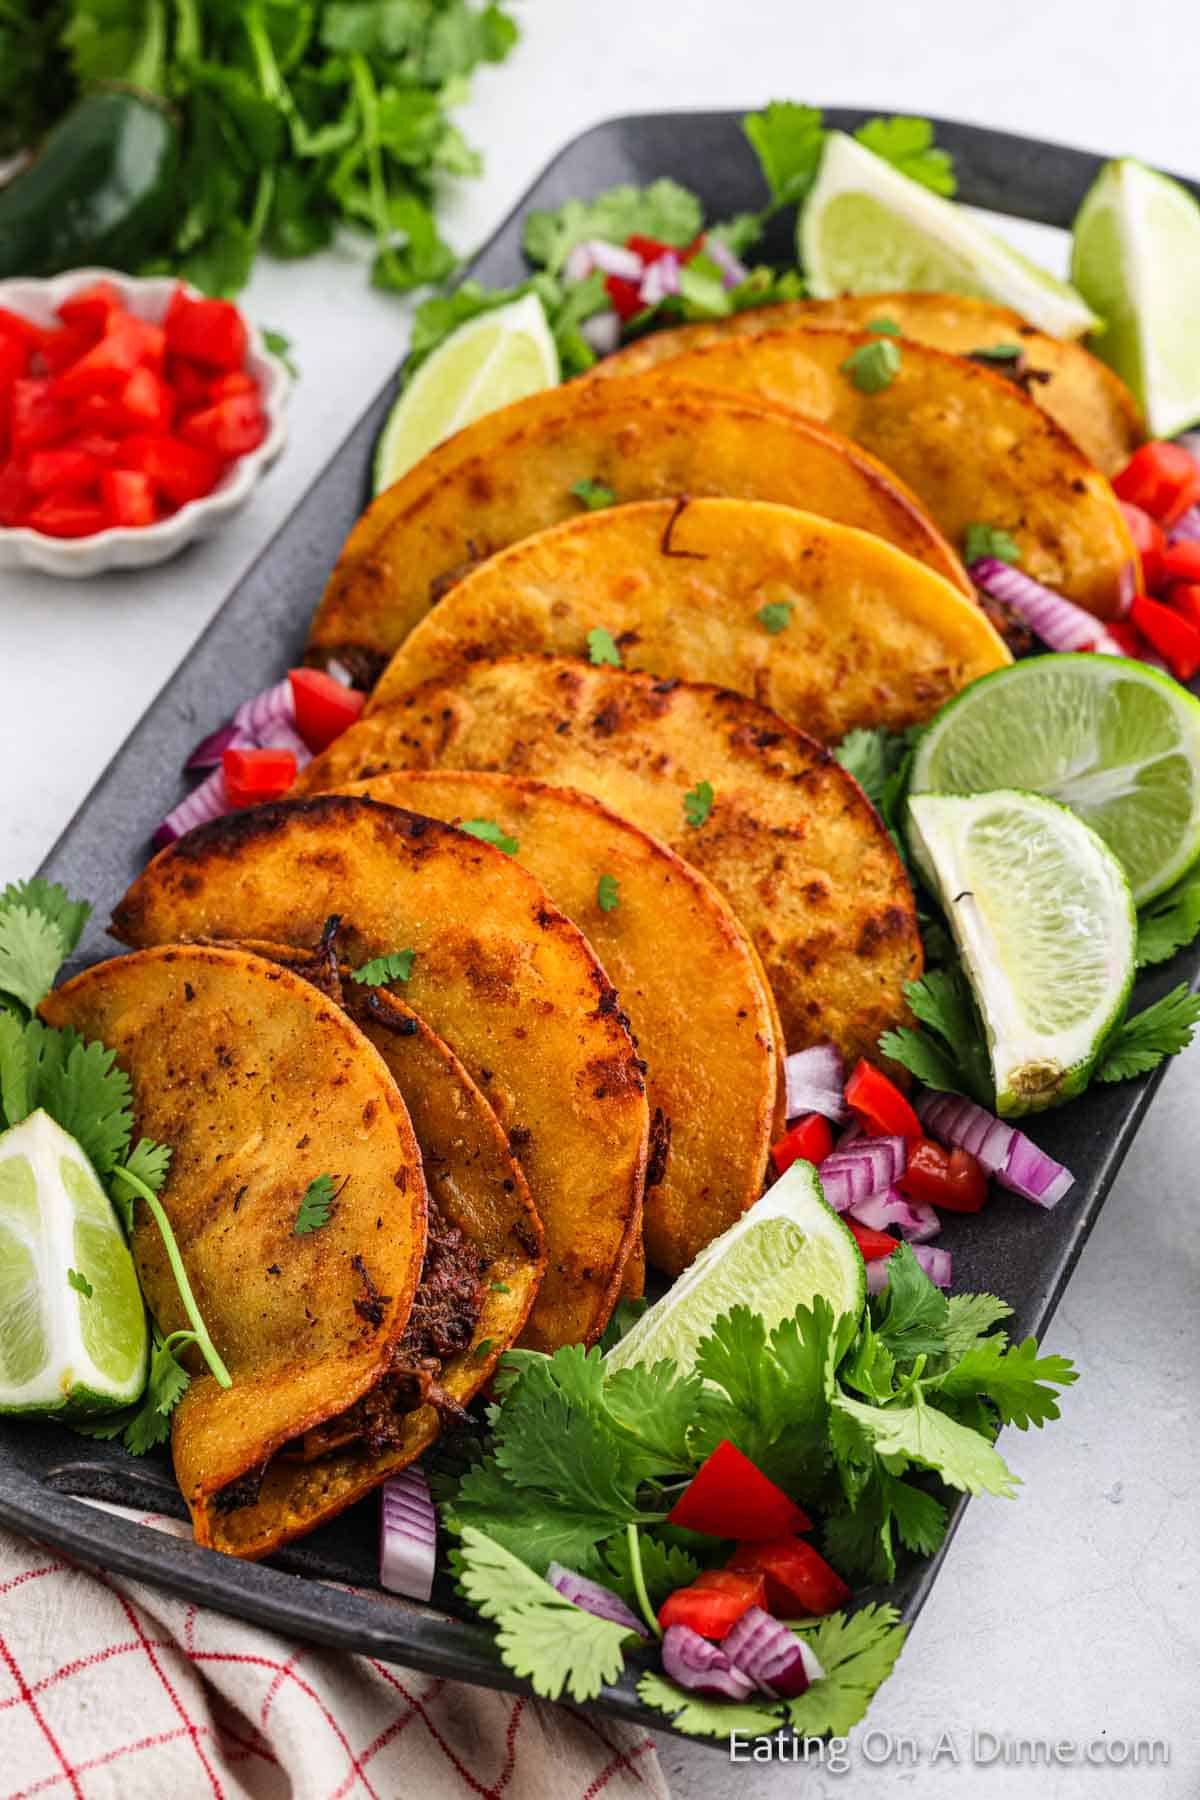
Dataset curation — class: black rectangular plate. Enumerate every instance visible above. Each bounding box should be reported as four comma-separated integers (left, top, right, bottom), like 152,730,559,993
4,107,1196,1744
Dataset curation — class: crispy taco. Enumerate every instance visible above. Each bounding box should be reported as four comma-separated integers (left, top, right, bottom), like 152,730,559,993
588,294,1144,474
367,498,1010,740
304,379,969,687
625,327,1138,617
110,797,648,1354
329,772,783,1275
291,657,923,1062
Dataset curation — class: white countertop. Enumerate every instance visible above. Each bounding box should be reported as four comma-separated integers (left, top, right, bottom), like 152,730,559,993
2,4,1198,1793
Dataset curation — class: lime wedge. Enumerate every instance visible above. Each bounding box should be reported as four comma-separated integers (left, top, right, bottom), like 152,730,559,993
909,654,1200,904
1071,158,1200,438
908,791,1136,1115
801,132,1100,339
0,1110,147,1414
374,293,560,492
605,1160,864,1375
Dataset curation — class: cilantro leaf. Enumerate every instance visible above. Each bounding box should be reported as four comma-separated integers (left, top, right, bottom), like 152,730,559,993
571,479,617,511
683,781,714,828
834,1391,1019,1497
854,116,957,196
931,1335,1078,1430
1136,871,1200,968
743,101,826,209
787,1605,910,1736
694,1301,836,1489
970,342,1024,363
350,949,417,985
866,317,902,335
449,1458,620,1572
295,1172,337,1234
596,874,621,913
0,1009,30,1127
869,1242,949,1362
842,338,901,394
587,627,622,668
111,1139,173,1234
260,327,298,380
0,906,70,1013
877,1024,963,1095
523,180,703,274
458,819,519,856
638,1670,783,1739
34,1031,132,1176
67,1268,93,1299
886,1473,949,1556
603,1533,700,1612
123,1337,191,1456
757,601,793,635
1096,984,1200,1081
0,880,91,957
880,967,994,1106
834,727,914,818
963,522,1021,566
941,1292,1013,1360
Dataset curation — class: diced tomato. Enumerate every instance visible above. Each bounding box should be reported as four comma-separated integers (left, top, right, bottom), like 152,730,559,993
56,279,123,336
222,746,298,808
208,370,257,401
101,468,157,528
899,1137,988,1213
180,392,265,459
1113,442,1200,530
604,274,643,322
770,1112,833,1176
116,365,176,433
10,379,72,453
71,432,122,464
667,1440,812,1541
1131,593,1200,681
845,1217,898,1261
54,310,151,398
844,1059,921,1138
164,288,248,371
658,1570,766,1640
128,316,167,370
166,355,213,411
1105,619,1154,661
26,447,103,495
1166,582,1200,633
0,307,42,349
288,667,366,752
26,495,109,538
115,434,222,506
0,329,30,389
0,461,32,528
38,324,97,375
1162,540,1200,588
626,231,705,265
727,1538,851,1618
1118,501,1165,593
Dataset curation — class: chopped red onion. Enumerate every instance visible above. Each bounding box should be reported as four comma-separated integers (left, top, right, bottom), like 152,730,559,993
865,1257,892,1296
254,716,312,767
850,1187,940,1244
324,659,356,687
720,1608,825,1699
818,1136,907,1214
233,678,295,742
1117,559,1137,612
546,1563,648,1637
870,1243,952,1292
152,767,230,849
661,1625,756,1701
639,252,681,306
1169,503,1200,544
581,310,622,357
380,1466,436,1600
997,1133,1074,1208
917,1092,1014,1176
185,722,255,771
702,235,750,289
784,1043,848,1123
970,558,1127,649
565,239,645,283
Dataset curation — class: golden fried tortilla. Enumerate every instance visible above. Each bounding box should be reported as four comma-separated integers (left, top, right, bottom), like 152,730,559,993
331,772,781,1275
110,797,648,1354
304,379,969,686
40,945,428,1553
291,658,923,1062
626,328,1137,617
588,294,1144,474
368,498,1010,740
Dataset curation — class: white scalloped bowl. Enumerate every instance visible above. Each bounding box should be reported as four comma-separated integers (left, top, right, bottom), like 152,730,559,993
0,268,290,578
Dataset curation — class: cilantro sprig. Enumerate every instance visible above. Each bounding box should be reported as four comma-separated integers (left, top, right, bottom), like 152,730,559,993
350,948,417,985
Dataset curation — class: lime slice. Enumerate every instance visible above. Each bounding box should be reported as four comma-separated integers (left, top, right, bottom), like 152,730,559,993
909,654,1200,904
0,1110,147,1414
605,1160,864,1375
908,791,1136,1115
1071,158,1200,438
801,132,1100,339
374,293,560,492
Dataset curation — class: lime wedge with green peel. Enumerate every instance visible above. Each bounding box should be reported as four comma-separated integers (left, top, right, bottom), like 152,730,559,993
908,791,1136,1116
801,132,1100,339
605,1161,864,1376
1071,158,1200,438
374,293,560,492
0,1109,147,1415
909,654,1200,904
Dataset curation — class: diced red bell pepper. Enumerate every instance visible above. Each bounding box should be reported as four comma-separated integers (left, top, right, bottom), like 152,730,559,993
164,288,248,371
604,274,644,322
180,392,265,459
658,1570,767,1639
115,434,221,507
1113,443,1200,530
845,1217,899,1261
1166,582,1200,633
208,370,257,401
626,231,705,265
26,447,103,495
222,746,298,808
1131,593,1200,681
1118,501,1165,593
101,468,157,529
844,1059,921,1138
1162,540,1200,588
0,461,32,528
116,365,176,433
288,667,366,752
56,279,123,336
770,1112,833,1176
727,1538,852,1618
899,1137,988,1213
55,310,149,397
26,495,109,538
667,1440,812,1541
10,379,72,453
